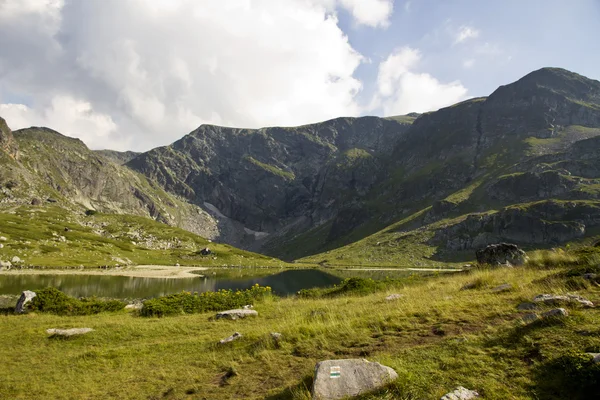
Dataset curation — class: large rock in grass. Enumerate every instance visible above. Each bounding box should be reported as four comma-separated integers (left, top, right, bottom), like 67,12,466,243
312,359,398,400
47,328,94,337
440,386,480,400
15,290,36,313
475,243,528,266
215,309,258,320
533,294,594,308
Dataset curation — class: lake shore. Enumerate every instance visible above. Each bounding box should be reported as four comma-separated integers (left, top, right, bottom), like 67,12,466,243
0,265,208,279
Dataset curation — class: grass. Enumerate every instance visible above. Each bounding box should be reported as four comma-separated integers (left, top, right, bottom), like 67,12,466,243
0,205,288,268
245,156,296,181
1,255,598,399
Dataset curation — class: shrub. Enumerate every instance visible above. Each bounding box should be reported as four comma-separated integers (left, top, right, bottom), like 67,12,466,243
535,352,600,399
29,287,125,316
140,284,272,317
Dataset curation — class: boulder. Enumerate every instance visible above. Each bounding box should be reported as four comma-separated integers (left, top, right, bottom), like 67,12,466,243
541,308,569,318
0,236,6,241
15,290,36,313
385,294,403,301
200,247,212,256
491,284,512,293
11,256,22,264
521,313,540,324
0,260,11,269
517,302,537,310
47,328,94,337
215,309,258,320
533,294,594,308
440,386,480,400
475,243,528,266
312,359,398,400
219,332,242,344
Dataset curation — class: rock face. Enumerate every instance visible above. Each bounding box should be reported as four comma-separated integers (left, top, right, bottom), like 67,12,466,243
475,243,528,266
15,290,36,313
46,328,94,337
311,359,398,400
440,386,480,400
215,309,258,320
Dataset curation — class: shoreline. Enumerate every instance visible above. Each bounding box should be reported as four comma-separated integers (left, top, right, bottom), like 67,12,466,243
0,265,208,279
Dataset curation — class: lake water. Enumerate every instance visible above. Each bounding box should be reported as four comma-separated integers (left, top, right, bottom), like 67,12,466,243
0,269,342,299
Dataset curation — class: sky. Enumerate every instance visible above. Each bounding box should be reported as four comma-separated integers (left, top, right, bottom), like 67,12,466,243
0,0,598,151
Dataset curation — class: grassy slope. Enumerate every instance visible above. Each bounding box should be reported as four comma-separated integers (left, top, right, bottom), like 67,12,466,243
0,205,285,268
0,257,598,399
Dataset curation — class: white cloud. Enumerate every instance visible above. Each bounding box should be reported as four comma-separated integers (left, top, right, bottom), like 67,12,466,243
454,25,480,44
338,0,394,27
372,47,468,116
0,0,379,151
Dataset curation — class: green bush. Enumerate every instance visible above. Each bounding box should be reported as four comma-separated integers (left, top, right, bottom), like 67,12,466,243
141,284,272,317
29,287,125,316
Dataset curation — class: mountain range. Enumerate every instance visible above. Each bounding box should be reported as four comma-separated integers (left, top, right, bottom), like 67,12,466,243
1,67,599,266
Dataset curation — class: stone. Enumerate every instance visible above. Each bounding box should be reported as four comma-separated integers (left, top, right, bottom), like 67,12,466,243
0,244,3,249
440,386,480,400
215,309,258,320
312,359,398,400
491,284,512,293
15,290,36,313
219,332,242,344
125,303,143,310
242,304,254,309
47,328,94,337
541,308,569,318
11,256,22,264
475,243,528,266
200,247,212,256
270,332,282,340
587,353,600,364
521,313,540,323
0,236,6,241
533,294,594,308
517,302,537,310
385,294,403,301
582,273,598,280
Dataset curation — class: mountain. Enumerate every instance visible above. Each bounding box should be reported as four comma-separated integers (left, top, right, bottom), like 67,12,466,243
1,67,599,265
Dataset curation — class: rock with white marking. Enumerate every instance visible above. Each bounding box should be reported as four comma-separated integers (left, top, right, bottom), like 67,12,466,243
312,359,398,400
15,290,36,313
533,294,594,308
219,332,242,344
215,309,258,320
441,386,480,400
47,328,94,337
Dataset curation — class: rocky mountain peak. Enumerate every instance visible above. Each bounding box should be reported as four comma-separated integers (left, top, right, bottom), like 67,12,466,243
0,116,18,157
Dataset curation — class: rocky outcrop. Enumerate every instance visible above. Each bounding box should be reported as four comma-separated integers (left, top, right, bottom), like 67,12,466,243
440,386,479,400
0,116,17,158
533,294,594,308
312,359,398,400
476,243,528,266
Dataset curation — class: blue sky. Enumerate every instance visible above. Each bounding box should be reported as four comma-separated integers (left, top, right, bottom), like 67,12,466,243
0,0,598,151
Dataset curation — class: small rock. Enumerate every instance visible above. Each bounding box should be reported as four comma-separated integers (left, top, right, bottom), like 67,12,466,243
242,304,254,309
270,332,282,341
200,247,212,256
440,386,480,400
541,308,569,318
219,332,242,344
15,290,36,313
533,294,594,308
0,260,12,269
587,353,600,364
125,303,143,310
521,313,539,323
312,359,398,400
175,263,180,267
11,256,22,264
0,244,3,249
491,284,512,293
385,294,403,301
47,328,94,337
582,273,598,280
0,236,6,241
215,309,258,320
517,302,537,310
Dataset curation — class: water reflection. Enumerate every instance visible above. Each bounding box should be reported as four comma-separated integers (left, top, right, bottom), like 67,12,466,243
0,269,341,299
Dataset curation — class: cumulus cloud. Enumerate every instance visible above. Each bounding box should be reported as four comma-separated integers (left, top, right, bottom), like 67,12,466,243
0,0,396,151
454,25,480,44
372,47,468,116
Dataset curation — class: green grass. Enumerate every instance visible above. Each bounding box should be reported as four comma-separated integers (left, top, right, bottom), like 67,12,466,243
0,259,598,399
245,156,296,181
0,205,288,268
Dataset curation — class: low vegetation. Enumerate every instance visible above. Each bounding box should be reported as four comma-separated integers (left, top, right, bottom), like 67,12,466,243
0,247,598,399
29,287,125,316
